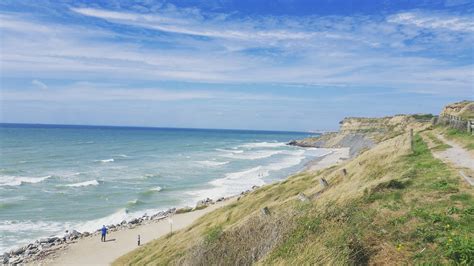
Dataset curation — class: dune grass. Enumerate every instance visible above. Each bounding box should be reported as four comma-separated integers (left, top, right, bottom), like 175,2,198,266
442,128,474,151
114,133,473,265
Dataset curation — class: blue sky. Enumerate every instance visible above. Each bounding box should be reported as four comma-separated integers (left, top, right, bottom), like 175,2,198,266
0,0,473,131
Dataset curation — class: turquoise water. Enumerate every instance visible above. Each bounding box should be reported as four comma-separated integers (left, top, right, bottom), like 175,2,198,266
0,124,325,253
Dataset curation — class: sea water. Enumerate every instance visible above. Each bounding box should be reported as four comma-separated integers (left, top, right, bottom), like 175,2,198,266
0,124,327,253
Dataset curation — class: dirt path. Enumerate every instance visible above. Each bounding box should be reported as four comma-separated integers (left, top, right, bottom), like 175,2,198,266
432,134,474,185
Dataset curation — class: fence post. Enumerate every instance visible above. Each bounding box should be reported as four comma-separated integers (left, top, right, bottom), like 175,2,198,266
410,129,414,153
468,120,472,134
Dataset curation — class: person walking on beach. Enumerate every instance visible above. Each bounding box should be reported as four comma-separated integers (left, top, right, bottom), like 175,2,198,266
101,225,107,242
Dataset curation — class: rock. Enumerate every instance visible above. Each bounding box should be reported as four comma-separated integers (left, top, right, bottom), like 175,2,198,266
216,197,225,202
251,185,260,190
261,207,270,216
82,232,90,237
319,178,329,188
9,256,23,265
48,236,59,243
10,246,25,256
41,243,53,249
195,198,214,209
121,220,127,225
341,168,347,176
2,253,9,264
129,218,140,225
298,192,310,202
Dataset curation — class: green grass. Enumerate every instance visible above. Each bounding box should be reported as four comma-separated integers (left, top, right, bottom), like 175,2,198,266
263,135,473,264
443,128,474,151
425,132,451,151
115,133,473,265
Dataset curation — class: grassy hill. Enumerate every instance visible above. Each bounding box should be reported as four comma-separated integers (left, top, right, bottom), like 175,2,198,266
115,116,473,265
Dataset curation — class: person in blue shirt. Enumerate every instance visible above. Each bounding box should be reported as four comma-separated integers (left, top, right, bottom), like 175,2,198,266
101,225,107,242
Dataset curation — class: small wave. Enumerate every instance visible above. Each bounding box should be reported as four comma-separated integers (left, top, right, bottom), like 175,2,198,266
220,150,282,160
196,160,229,167
63,180,99,187
142,173,160,179
150,186,162,192
240,142,286,149
126,199,145,208
0,175,52,187
215,148,244,154
95,158,114,163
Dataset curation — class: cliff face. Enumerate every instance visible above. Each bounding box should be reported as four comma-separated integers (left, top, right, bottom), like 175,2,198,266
440,101,474,120
289,114,429,157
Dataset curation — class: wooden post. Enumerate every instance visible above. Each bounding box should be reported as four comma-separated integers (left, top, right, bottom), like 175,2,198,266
468,120,471,134
410,129,414,153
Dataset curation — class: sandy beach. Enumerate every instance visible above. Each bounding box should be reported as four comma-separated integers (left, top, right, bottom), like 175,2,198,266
305,148,350,172
40,199,235,265
31,147,347,265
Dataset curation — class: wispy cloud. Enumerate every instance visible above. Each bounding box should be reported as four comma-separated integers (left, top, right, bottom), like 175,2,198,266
388,11,474,32
0,5,472,97
31,79,48,90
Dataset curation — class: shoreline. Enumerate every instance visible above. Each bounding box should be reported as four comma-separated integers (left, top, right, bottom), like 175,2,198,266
3,147,347,265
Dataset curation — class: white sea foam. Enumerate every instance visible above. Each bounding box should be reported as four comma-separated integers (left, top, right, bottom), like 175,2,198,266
220,150,283,160
0,175,52,187
63,180,99,187
239,142,286,149
196,160,229,167
0,219,74,253
95,158,114,163
150,186,162,192
189,150,308,200
75,208,131,233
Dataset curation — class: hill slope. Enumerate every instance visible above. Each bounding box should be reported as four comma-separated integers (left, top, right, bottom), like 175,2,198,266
115,120,473,264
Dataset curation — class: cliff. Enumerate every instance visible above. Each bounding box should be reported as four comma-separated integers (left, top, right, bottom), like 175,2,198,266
441,100,474,120
114,103,473,265
289,114,430,157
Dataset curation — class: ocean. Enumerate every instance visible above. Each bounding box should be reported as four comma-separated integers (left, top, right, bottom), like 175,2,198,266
0,124,326,253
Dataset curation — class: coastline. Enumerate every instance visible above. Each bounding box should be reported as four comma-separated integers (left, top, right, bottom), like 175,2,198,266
4,146,347,265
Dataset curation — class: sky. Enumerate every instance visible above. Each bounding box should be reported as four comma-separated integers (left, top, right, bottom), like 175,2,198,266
0,0,473,131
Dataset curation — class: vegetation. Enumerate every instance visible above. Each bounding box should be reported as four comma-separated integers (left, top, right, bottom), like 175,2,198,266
115,125,473,265
443,128,474,151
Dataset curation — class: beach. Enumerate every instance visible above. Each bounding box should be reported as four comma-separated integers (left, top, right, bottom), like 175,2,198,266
28,147,347,265
40,198,235,265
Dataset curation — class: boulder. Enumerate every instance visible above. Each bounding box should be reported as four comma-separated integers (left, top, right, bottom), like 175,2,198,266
298,192,310,202
129,218,140,225
8,256,23,265
10,246,25,256
319,178,329,188
261,207,270,216
216,197,225,202
2,253,9,264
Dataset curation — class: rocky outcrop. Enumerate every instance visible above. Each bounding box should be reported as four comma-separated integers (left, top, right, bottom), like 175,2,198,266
288,114,431,157
440,101,474,120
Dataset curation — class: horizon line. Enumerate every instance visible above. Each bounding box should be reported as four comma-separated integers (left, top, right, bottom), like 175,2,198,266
0,122,320,134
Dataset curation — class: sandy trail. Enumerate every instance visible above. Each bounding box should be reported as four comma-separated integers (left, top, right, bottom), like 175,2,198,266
43,200,234,266
432,134,474,186
434,135,474,171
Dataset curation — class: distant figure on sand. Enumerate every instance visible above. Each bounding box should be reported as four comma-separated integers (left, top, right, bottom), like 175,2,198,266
101,225,107,242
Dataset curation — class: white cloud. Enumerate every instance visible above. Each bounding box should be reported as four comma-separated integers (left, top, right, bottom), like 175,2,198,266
388,12,474,32
71,7,314,41
0,8,472,97
31,79,48,90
